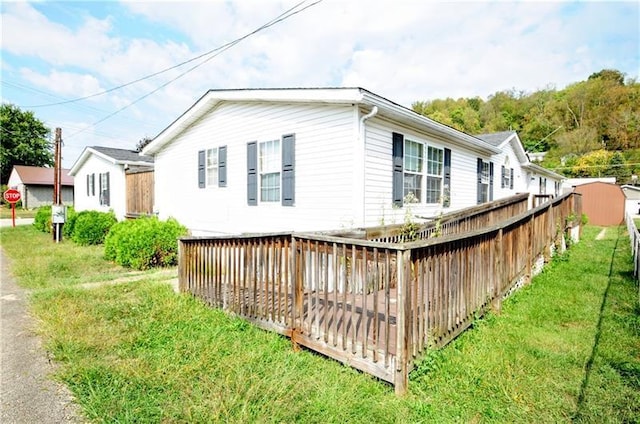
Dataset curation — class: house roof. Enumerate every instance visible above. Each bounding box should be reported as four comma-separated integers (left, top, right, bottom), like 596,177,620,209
11,165,74,186
143,87,501,157
475,131,517,147
475,130,565,181
69,146,153,176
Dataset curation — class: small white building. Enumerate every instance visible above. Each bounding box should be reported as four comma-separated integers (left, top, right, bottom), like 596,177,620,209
7,165,74,208
143,88,563,235
621,185,640,216
69,146,153,220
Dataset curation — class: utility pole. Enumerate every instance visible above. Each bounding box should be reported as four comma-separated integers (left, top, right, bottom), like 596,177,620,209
53,128,63,242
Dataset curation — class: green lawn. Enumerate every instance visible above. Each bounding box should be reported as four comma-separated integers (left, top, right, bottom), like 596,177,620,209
0,206,37,219
1,225,638,423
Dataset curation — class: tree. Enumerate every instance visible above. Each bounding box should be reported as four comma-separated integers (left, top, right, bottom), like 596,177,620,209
0,103,53,184
135,136,153,152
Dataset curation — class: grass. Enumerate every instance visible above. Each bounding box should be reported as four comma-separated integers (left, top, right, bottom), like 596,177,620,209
0,205,37,219
1,224,638,422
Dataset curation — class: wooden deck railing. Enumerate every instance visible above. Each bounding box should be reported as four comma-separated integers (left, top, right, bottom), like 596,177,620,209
327,192,530,243
179,192,582,394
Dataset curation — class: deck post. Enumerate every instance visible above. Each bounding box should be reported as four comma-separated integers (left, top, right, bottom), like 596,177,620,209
394,249,411,395
291,235,302,351
178,240,185,293
492,229,503,313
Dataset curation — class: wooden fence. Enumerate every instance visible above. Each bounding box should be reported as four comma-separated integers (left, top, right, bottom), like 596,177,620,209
125,169,154,217
624,212,640,298
179,192,582,394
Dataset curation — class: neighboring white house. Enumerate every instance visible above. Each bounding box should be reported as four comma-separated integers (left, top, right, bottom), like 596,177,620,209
69,146,153,220
143,88,562,236
476,131,565,207
621,185,640,216
7,165,74,208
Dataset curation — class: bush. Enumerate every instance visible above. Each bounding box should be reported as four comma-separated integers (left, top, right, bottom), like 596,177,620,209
104,216,188,270
33,205,52,233
62,206,78,239
72,211,117,245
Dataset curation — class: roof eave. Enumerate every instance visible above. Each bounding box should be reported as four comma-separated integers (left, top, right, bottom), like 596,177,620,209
360,91,500,155
523,162,565,180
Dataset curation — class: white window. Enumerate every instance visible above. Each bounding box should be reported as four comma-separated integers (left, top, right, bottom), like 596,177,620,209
259,139,280,202
99,172,109,206
403,139,443,204
206,148,218,187
403,140,423,202
426,146,444,204
479,161,490,203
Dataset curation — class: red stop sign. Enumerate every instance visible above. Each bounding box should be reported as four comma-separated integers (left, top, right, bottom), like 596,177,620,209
3,189,21,204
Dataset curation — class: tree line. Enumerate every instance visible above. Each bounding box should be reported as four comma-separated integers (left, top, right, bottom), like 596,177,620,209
412,69,640,182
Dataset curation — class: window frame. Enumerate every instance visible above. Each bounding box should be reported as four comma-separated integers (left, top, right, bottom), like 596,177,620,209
402,138,444,205
258,138,281,203
206,147,219,187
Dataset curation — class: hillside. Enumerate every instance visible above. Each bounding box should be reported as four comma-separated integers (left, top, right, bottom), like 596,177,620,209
411,69,640,182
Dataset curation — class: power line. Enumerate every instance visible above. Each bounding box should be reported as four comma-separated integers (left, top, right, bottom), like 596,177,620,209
65,0,324,139
24,0,322,109
2,80,163,130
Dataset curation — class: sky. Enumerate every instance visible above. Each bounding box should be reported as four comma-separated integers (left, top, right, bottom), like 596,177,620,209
1,0,639,168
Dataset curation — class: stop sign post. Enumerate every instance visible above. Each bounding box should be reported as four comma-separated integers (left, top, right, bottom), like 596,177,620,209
3,189,21,227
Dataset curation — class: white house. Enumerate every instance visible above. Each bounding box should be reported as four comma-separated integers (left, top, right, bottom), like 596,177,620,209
476,131,565,206
7,165,74,208
69,146,153,220
143,88,561,236
621,185,640,216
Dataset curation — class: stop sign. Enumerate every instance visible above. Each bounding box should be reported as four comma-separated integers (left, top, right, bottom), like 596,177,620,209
3,189,21,204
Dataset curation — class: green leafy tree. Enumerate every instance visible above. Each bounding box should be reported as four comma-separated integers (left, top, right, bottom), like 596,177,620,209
0,103,53,184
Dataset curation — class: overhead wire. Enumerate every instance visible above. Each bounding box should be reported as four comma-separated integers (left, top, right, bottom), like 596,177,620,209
2,80,163,130
64,0,324,139
24,0,322,109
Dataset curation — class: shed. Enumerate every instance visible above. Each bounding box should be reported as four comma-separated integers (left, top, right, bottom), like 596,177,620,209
621,185,640,216
7,165,74,208
573,182,624,226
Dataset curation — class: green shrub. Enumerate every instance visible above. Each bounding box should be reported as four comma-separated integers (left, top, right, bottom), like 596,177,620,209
104,216,188,270
62,206,78,238
33,205,52,233
72,211,117,245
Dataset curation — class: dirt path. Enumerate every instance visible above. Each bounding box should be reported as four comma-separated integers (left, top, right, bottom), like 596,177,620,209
0,249,84,423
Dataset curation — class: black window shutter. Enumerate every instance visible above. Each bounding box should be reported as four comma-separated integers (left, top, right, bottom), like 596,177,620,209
105,172,110,206
443,148,451,207
489,162,494,201
198,150,205,188
509,168,514,190
392,132,404,207
476,158,483,204
86,175,90,196
247,142,258,206
218,146,227,187
91,173,95,196
281,134,295,206
501,165,506,189
98,173,103,204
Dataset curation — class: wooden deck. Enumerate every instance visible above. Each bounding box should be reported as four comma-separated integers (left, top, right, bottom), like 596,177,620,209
179,192,583,393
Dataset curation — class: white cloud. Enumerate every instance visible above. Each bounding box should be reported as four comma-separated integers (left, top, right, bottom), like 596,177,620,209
2,0,638,168
20,69,104,98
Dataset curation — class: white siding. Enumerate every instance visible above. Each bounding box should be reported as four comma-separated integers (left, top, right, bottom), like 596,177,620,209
154,101,358,234
73,156,126,219
363,117,492,227
491,142,527,199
